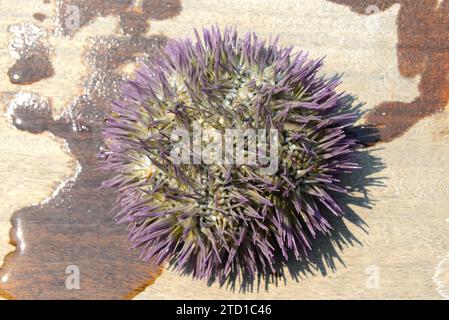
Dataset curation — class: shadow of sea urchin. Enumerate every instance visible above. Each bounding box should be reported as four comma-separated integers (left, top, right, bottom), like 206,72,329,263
100,26,360,283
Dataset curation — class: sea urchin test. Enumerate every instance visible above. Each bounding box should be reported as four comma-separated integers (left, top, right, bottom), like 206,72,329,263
100,27,359,282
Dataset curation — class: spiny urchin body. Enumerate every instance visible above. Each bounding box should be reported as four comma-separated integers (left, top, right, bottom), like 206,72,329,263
101,26,359,282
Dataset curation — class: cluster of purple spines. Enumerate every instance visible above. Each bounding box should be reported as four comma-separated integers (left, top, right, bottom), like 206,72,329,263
101,26,359,282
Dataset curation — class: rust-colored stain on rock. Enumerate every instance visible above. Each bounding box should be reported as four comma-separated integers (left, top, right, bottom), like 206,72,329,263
56,0,182,36
33,13,47,22
328,0,449,142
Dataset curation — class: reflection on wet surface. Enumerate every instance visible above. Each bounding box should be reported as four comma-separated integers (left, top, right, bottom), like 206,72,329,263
7,22,54,85
0,0,182,299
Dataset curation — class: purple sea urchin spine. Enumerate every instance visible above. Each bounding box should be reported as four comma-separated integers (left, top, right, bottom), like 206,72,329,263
100,26,359,282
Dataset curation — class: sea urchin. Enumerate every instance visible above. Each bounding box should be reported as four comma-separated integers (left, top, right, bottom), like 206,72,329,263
100,26,359,282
